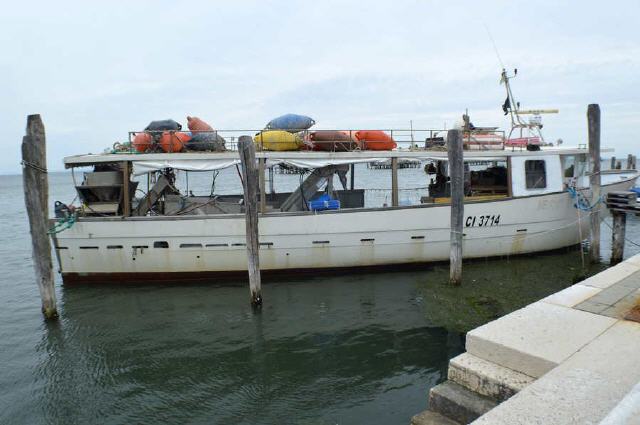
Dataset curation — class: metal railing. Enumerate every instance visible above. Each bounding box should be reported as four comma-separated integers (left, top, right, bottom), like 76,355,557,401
111,128,508,154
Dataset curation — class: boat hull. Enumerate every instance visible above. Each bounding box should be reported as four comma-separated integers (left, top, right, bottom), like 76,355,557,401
53,177,636,284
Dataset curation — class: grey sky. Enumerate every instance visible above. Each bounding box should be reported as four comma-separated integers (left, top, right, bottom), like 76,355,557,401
2,0,639,174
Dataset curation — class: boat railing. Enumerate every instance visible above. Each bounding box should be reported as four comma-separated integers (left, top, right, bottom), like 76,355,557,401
115,128,507,154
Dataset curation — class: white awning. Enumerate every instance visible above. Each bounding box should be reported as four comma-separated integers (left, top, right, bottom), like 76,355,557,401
132,159,241,175
265,157,385,168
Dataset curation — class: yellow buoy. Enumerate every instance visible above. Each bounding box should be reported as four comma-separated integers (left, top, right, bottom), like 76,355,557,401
254,130,303,151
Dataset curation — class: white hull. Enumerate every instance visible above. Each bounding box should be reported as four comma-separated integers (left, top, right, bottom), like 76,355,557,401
51,177,636,283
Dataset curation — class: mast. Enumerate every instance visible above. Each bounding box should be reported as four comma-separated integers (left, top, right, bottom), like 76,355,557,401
500,68,558,144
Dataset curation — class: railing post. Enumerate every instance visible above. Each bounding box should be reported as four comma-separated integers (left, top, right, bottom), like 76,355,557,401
447,129,464,285
122,161,131,216
391,157,399,206
21,114,58,319
258,157,266,214
350,163,355,191
588,104,601,263
238,136,262,307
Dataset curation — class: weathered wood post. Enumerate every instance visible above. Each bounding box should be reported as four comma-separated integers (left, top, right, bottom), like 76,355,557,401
610,156,616,170
627,154,633,170
588,104,601,263
21,114,58,319
238,136,262,307
391,157,399,206
447,129,464,285
610,211,626,265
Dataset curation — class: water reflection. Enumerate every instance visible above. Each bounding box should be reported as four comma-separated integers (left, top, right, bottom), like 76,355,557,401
35,274,464,425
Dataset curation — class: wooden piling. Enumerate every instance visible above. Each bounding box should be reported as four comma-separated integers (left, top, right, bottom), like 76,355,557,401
588,104,601,263
610,156,616,170
391,157,399,207
21,114,57,319
238,136,262,307
610,211,626,265
447,129,464,285
627,154,633,170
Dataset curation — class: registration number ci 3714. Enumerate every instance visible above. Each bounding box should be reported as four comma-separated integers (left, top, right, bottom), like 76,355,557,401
465,214,500,227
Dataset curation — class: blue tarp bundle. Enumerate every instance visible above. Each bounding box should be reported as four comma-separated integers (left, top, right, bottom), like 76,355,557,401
266,113,315,132
309,194,340,211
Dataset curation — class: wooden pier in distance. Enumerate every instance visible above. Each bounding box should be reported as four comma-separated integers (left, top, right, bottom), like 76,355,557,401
605,191,639,265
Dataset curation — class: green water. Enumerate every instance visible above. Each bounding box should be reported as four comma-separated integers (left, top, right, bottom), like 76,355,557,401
2,172,636,424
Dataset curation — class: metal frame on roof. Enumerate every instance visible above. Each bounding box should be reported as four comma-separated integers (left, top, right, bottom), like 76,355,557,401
63,147,600,168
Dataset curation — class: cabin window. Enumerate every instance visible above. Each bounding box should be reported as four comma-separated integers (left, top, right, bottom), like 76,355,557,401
525,160,547,189
467,160,508,196
575,154,588,177
153,241,169,248
425,160,509,202
561,155,575,178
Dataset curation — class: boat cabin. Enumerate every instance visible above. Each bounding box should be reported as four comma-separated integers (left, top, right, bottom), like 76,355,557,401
61,145,611,220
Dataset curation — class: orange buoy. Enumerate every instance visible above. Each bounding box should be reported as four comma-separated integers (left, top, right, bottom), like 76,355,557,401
132,132,153,153
187,116,214,133
355,130,397,150
159,131,191,153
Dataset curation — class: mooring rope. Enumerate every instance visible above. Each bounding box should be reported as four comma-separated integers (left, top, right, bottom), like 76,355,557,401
20,160,48,174
567,186,602,211
48,215,76,234
601,218,640,248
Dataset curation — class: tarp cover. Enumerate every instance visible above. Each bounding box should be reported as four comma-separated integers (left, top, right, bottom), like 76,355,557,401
133,159,240,175
265,157,380,169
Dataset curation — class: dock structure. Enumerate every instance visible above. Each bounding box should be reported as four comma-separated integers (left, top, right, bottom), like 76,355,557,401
412,253,640,424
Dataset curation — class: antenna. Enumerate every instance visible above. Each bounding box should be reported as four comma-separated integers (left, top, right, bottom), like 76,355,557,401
483,23,504,69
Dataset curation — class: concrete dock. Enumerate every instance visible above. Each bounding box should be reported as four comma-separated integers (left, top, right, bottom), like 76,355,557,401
413,254,640,425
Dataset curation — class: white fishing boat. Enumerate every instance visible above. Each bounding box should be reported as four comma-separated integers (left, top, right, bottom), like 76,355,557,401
51,145,637,284
49,71,638,284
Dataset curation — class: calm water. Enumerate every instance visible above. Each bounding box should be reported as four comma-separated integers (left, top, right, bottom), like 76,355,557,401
1,170,639,425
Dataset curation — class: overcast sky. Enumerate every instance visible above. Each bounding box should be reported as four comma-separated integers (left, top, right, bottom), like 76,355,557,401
2,0,639,174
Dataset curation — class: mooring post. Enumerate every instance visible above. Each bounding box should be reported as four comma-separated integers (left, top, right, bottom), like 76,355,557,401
391,157,399,207
238,136,262,307
21,114,57,319
610,211,626,265
627,154,633,170
610,156,616,170
447,129,464,285
588,104,601,263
